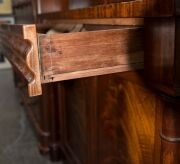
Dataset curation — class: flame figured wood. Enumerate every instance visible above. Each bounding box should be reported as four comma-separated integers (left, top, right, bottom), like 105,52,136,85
0,24,42,96
39,27,144,83
38,0,174,21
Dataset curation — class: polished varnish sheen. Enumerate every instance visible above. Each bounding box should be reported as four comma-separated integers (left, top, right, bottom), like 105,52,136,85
0,24,42,96
3,0,180,163
38,0,176,20
57,72,159,164
145,18,180,96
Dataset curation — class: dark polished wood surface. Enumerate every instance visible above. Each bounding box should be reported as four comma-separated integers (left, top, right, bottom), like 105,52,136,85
159,95,180,164
38,0,175,20
4,0,180,163
145,18,180,96
57,72,162,164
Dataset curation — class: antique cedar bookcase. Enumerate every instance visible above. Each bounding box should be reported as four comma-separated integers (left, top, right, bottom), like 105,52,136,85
0,0,180,163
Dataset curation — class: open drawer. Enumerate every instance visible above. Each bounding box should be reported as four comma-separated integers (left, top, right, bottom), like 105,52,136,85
0,24,144,96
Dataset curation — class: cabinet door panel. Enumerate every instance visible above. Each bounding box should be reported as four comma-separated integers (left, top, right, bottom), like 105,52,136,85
62,78,97,164
59,72,159,164
96,74,157,164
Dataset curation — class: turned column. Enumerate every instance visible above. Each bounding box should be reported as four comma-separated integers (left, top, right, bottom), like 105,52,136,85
145,17,180,163
159,95,180,164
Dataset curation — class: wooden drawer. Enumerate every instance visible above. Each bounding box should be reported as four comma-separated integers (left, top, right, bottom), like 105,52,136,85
0,24,143,96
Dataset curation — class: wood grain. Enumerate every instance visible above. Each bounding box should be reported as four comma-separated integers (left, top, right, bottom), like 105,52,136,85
159,95,180,164
97,74,157,164
39,27,144,83
0,24,42,96
41,18,144,26
57,72,159,164
175,18,180,94
144,18,175,95
38,0,174,20
144,18,180,96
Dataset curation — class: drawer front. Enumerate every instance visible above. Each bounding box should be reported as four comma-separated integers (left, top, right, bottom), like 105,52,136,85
0,24,143,96
0,24,42,96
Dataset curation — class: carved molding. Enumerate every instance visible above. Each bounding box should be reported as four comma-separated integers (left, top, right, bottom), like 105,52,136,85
0,24,42,96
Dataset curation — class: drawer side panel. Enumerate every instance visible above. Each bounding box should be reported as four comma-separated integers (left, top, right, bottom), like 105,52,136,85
39,28,144,83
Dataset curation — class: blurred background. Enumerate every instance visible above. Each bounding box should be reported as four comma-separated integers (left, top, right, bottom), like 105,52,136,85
0,1,61,164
